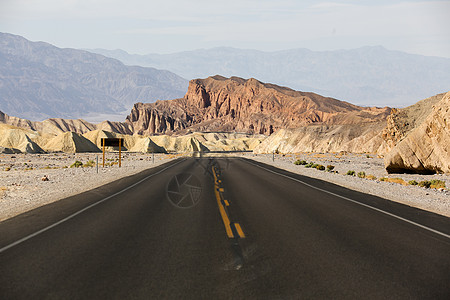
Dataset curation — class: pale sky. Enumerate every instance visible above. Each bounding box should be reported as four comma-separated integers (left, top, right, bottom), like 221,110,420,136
1,0,449,57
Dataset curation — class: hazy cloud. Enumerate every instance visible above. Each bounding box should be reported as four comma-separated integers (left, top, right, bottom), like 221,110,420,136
0,0,449,57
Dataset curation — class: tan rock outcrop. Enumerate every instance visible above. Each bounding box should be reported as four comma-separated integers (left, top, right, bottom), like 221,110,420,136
379,93,444,154
0,124,44,153
43,132,100,153
128,137,166,153
384,92,450,174
95,121,133,135
254,122,386,154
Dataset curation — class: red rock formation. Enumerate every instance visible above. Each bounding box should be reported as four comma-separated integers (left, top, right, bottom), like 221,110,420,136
126,76,391,135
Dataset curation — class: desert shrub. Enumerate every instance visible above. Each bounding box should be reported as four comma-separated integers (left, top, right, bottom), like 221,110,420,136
366,155,370,158
294,160,307,165
316,165,325,171
430,180,446,189
366,175,377,180
380,177,407,185
84,160,96,168
70,161,83,168
408,180,418,186
357,171,366,178
4,167,11,171
346,170,356,176
418,181,431,188
326,165,335,172
305,162,314,168
389,178,408,185
311,163,319,169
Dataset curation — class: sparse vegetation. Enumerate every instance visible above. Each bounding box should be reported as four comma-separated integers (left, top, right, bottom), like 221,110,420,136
4,167,11,171
70,160,83,168
305,162,314,168
408,180,418,186
346,170,356,176
311,163,319,169
430,180,446,189
326,165,335,172
316,165,325,171
84,160,96,168
294,160,307,165
357,171,366,178
418,180,431,188
390,178,408,185
379,177,407,185
366,175,377,180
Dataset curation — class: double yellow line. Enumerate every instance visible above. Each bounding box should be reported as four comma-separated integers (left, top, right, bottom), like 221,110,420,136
212,166,245,239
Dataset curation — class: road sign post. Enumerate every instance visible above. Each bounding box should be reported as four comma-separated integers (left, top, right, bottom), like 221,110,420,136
101,138,124,168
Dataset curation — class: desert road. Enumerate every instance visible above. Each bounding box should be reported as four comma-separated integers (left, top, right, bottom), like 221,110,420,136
1,157,449,299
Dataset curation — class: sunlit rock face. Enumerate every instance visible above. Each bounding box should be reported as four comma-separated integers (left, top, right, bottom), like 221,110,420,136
126,76,390,136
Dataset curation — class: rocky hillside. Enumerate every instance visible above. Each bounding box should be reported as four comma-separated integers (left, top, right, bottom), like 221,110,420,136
384,92,450,174
0,123,264,154
125,76,391,135
379,93,445,153
0,32,188,121
255,90,450,174
254,122,386,154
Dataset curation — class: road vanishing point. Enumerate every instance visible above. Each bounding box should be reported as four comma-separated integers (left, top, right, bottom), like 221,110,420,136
1,157,449,299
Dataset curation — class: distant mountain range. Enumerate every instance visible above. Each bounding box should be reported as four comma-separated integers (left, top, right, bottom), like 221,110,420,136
87,46,450,107
0,32,188,121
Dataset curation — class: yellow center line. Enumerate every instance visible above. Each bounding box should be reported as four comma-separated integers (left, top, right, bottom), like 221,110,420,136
234,223,246,238
213,167,234,238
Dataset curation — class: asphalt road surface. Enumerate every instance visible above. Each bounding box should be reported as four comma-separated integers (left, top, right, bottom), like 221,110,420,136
1,157,449,299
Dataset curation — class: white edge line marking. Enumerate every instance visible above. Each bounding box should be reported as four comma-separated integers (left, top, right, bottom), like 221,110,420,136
0,158,186,253
244,159,450,239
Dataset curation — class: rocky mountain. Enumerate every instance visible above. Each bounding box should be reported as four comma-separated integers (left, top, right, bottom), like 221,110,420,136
0,32,188,121
384,92,450,174
87,46,450,107
125,76,391,135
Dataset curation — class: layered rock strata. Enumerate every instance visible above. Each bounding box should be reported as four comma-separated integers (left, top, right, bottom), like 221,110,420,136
125,76,391,135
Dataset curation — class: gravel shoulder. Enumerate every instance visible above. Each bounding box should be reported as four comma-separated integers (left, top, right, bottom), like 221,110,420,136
0,153,180,221
238,152,450,217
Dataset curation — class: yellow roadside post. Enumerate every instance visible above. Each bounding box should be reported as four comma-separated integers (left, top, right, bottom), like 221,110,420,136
101,138,124,168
